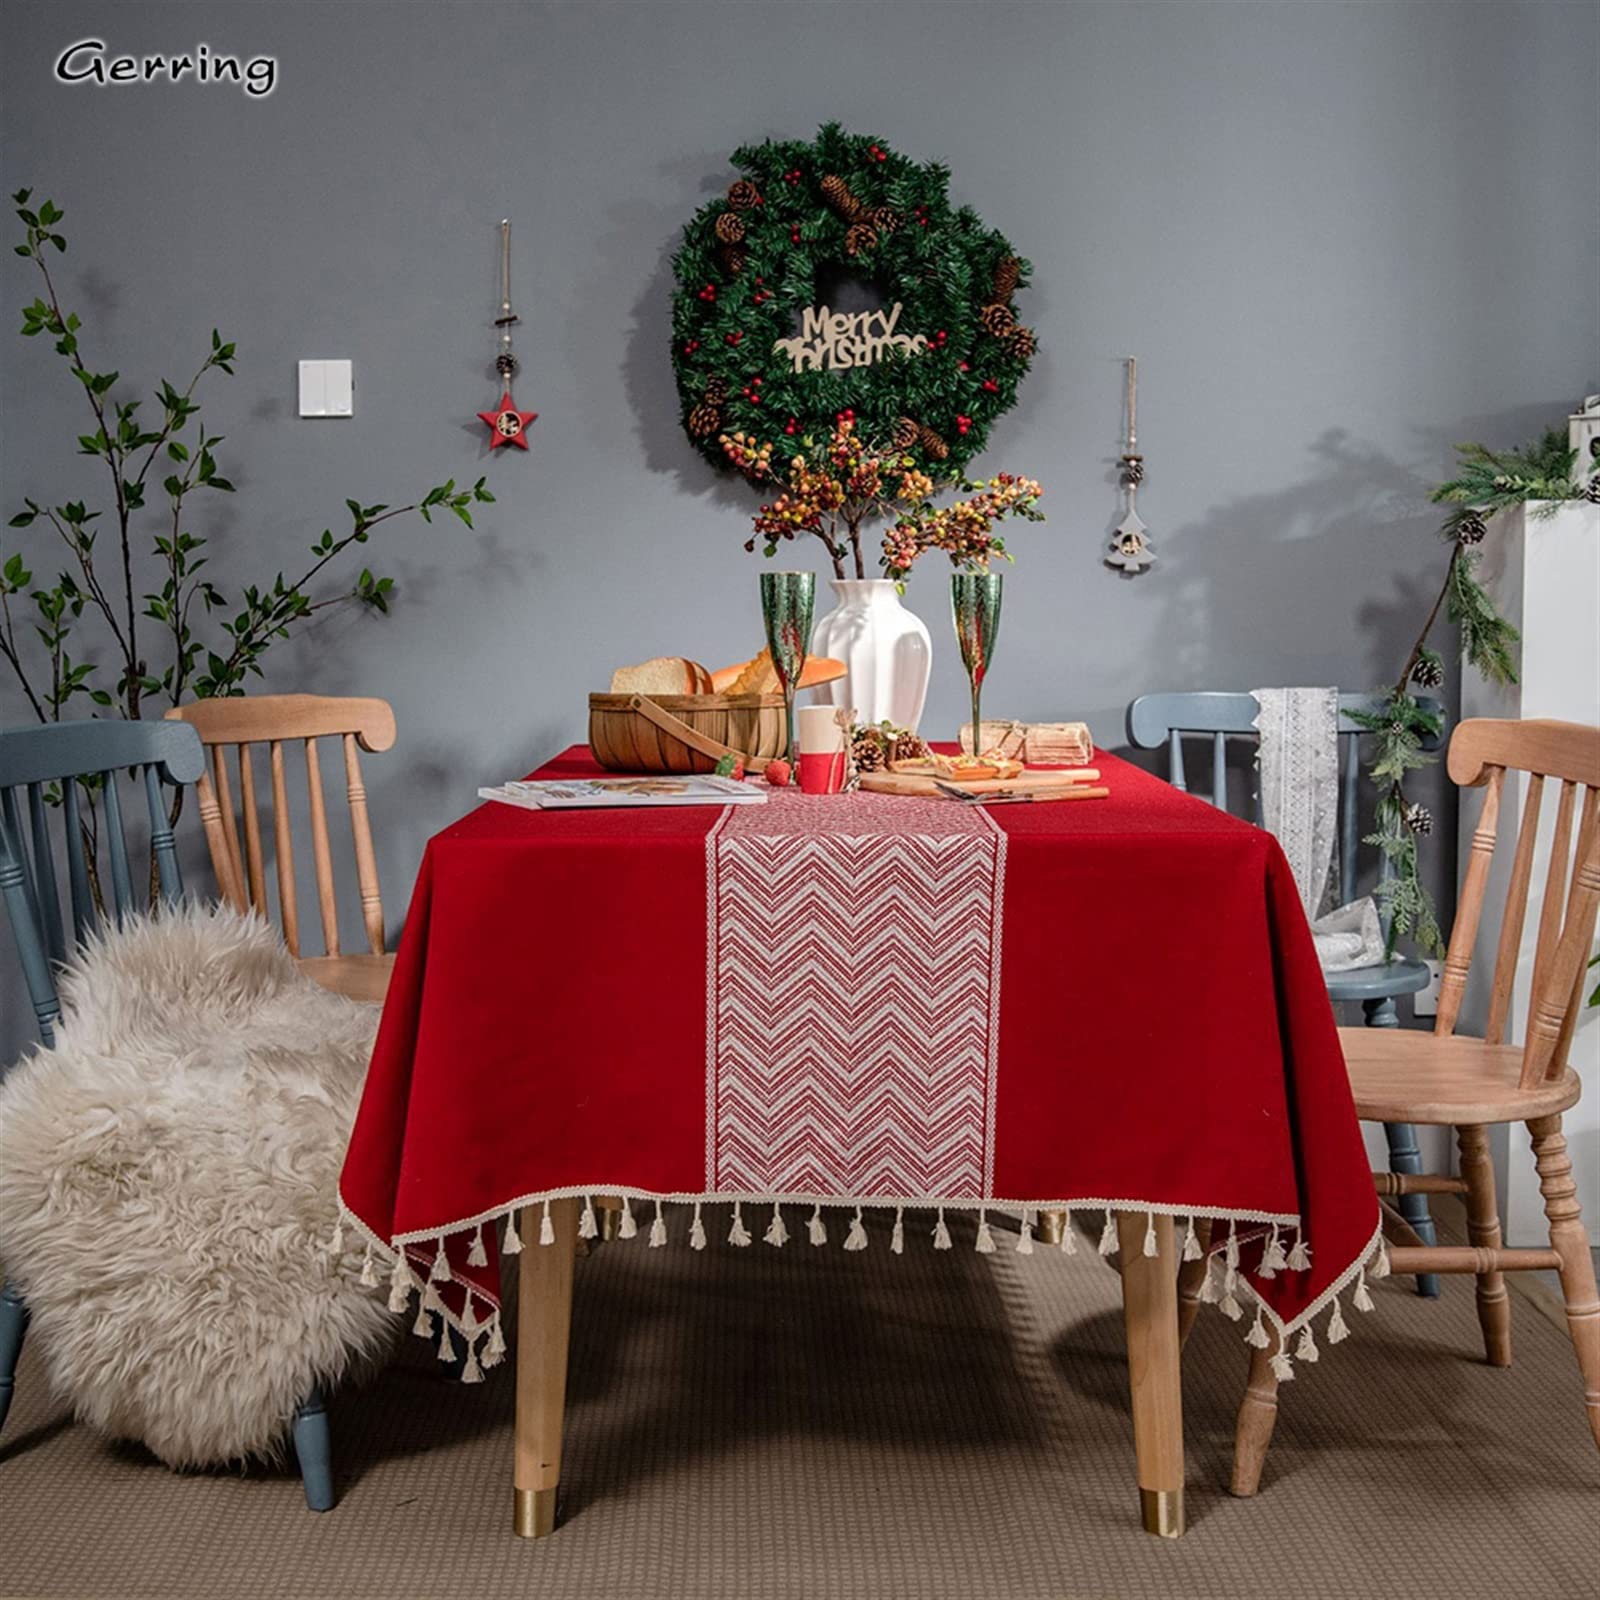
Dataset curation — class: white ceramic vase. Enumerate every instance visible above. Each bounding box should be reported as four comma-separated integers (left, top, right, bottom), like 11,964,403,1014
808,578,932,731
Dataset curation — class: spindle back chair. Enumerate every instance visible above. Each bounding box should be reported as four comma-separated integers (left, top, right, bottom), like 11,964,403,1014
165,695,396,1003
1128,689,1448,1300
0,718,205,1045
1232,717,1600,1494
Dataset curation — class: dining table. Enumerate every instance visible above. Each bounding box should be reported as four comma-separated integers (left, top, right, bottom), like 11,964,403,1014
338,743,1383,1541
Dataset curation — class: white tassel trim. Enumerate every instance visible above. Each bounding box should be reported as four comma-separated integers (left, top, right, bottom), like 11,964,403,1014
1226,1219,1240,1270
1098,1211,1118,1256
328,1215,344,1256
619,1196,638,1239
1268,1349,1295,1382
539,1199,555,1247
429,1236,450,1281
891,1206,905,1255
388,1252,414,1314
728,1201,752,1247
359,1242,378,1287
1327,1295,1350,1344
1295,1324,1319,1363
1059,1208,1077,1255
1016,1209,1034,1255
483,1318,507,1368
975,1209,996,1254
1244,1305,1271,1349
1181,1216,1202,1261
933,1206,952,1251
578,1196,598,1240
764,1203,789,1248
1370,1237,1392,1279
650,1200,668,1248
436,1317,455,1363
1352,1267,1374,1313
845,1206,869,1251
807,1204,827,1248
1260,1223,1286,1278
503,1210,524,1254
461,1340,485,1384
1142,1211,1157,1258
1287,1228,1311,1272
467,1224,488,1268
413,1305,433,1340
690,1200,707,1251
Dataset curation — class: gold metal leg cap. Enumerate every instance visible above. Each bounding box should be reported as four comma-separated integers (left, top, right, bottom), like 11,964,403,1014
1140,1487,1184,1538
514,1486,558,1539
1036,1209,1066,1247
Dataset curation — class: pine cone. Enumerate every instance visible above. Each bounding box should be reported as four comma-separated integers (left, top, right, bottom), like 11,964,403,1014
1584,474,1600,504
494,351,519,377
1404,803,1433,836
891,416,920,450
1455,509,1488,545
820,173,860,220
870,206,902,235
719,242,748,277
979,302,1017,338
844,221,879,257
1410,656,1445,689
704,376,729,405
688,402,722,439
727,178,762,211
850,732,886,773
714,212,746,244
1121,454,1145,486
1007,326,1037,361
992,255,1021,301
890,731,927,764
918,424,950,461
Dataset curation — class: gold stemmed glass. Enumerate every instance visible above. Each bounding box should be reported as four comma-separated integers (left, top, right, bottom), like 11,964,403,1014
759,571,815,778
951,571,1003,755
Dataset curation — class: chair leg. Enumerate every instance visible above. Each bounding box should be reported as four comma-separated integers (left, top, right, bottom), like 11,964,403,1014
1457,1124,1512,1367
0,1282,28,1437
1176,1217,1213,1348
292,1386,336,1512
1230,1330,1281,1497
1365,997,1440,1298
1529,1116,1600,1450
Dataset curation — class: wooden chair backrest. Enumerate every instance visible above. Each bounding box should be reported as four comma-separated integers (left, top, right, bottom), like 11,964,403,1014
1437,718,1600,1086
0,718,206,1044
164,694,396,961
1126,690,1445,908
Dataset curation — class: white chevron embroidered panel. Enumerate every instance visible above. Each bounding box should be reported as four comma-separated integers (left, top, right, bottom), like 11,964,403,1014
710,791,1005,1199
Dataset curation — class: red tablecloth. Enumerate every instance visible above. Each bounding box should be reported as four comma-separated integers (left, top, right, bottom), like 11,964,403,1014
340,748,1382,1381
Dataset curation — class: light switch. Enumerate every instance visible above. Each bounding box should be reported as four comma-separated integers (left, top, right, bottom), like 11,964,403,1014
298,359,354,418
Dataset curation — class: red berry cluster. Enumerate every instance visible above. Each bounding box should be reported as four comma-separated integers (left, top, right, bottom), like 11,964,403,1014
929,329,949,349
783,168,803,185
914,204,931,228
867,143,887,162
956,414,973,435
982,378,999,394
741,376,763,404
750,276,773,306
682,339,700,356
697,283,716,303
790,226,802,243
836,408,856,425
725,330,742,346
784,416,799,435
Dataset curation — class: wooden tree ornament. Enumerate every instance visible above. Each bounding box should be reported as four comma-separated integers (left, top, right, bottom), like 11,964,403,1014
1106,357,1155,574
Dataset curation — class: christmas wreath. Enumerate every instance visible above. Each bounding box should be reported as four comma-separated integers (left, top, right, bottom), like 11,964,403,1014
670,124,1035,479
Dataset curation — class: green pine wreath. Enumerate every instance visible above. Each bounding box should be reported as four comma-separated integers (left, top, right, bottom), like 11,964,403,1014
670,123,1035,478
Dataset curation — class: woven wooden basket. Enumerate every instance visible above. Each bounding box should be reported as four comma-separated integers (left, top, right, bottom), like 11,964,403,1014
588,691,787,774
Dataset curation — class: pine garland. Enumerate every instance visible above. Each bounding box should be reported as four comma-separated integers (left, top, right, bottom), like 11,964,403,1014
1358,429,1579,956
670,124,1034,480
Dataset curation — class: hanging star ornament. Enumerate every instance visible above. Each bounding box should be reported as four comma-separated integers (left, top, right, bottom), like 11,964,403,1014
479,392,537,449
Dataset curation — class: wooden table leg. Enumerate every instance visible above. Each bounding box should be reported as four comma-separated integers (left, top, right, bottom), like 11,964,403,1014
1117,1212,1185,1538
514,1196,578,1538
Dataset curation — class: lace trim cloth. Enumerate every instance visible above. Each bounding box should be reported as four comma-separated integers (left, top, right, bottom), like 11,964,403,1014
1253,687,1383,973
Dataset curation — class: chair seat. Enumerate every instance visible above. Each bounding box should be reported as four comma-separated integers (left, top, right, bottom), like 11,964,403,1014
1339,1025,1581,1125
299,952,394,1005
1325,957,1430,1003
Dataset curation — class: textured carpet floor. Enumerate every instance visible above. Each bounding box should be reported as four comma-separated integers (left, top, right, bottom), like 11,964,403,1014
1,1208,1596,1600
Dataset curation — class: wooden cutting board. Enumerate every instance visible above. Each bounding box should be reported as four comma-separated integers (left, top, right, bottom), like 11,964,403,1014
859,767,1106,800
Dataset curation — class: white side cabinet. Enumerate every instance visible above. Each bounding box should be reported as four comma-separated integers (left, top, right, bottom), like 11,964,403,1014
1457,502,1599,1245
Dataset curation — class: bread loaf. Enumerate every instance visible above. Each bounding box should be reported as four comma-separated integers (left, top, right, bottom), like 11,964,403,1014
609,657,713,695
709,648,848,695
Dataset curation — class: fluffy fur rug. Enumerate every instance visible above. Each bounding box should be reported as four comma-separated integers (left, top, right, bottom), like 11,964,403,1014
0,903,395,1468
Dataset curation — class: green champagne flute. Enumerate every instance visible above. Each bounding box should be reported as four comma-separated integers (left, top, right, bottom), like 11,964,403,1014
759,570,815,778
951,571,1003,756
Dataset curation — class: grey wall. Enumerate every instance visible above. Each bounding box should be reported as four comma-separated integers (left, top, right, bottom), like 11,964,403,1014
2,0,1597,1059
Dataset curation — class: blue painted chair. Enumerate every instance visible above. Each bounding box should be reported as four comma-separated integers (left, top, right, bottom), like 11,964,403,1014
1126,691,1446,1298
0,718,336,1509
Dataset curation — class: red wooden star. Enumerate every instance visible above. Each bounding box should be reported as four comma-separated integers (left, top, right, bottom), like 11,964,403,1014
478,391,537,450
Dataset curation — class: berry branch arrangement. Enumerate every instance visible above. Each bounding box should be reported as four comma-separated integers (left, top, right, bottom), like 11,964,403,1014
1352,428,1588,956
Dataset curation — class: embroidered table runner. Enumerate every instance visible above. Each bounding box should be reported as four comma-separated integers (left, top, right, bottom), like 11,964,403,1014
339,747,1382,1381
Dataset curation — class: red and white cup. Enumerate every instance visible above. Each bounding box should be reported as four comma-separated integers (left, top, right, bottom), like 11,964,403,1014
797,705,848,795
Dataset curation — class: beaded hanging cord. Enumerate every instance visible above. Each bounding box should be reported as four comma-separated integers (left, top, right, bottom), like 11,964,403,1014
477,219,537,449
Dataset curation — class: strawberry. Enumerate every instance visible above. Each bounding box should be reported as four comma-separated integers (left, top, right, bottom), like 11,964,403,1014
764,758,792,786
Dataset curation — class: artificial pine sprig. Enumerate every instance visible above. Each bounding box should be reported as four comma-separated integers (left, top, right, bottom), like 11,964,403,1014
1354,433,1566,957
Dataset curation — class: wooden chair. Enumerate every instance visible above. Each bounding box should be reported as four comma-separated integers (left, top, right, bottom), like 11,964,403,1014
164,695,396,1004
1232,717,1600,1493
0,717,335,1509
1127,691,1447,1302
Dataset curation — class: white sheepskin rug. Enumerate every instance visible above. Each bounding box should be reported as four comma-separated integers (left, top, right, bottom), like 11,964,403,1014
0,902,395,1468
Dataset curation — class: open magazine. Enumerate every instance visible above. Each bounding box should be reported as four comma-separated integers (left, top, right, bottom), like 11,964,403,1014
478,775,766,810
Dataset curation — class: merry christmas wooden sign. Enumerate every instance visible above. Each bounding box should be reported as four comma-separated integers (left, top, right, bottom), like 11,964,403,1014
772,302,928,373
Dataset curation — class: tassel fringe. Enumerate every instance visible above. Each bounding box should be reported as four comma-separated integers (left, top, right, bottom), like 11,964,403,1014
1371,1238,1392,1280
540,1199,555,1247
388,1252,413,1314
1260,1223,1286,1278
1016,1210,1034,1255
1059,1208,1077,1255
729,1201,752,1247
933,1207,952,1251
1327,1295,1350,1344
359,1243,378,1288
578,1197,598,1240
1352,1267,1374,1313
891,1206,905,1255
1296,1324,1319,1363
1181,1216,1202,1261
1142,1211,1157,1258
650,1200,668,1248
1098,1211,1118,1256
845,1206,869,1251
808,1204,827,1247
1287,1228,1311,1272
429,1237,450,1281
467,1224,488,1268
690,1200,707,1251
1268,1349,1294,1382
975,1209,996,1254
1245,1305,1271,1349
765,1203,789,1248
619,1196,638,1239
503,1210,524,1254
